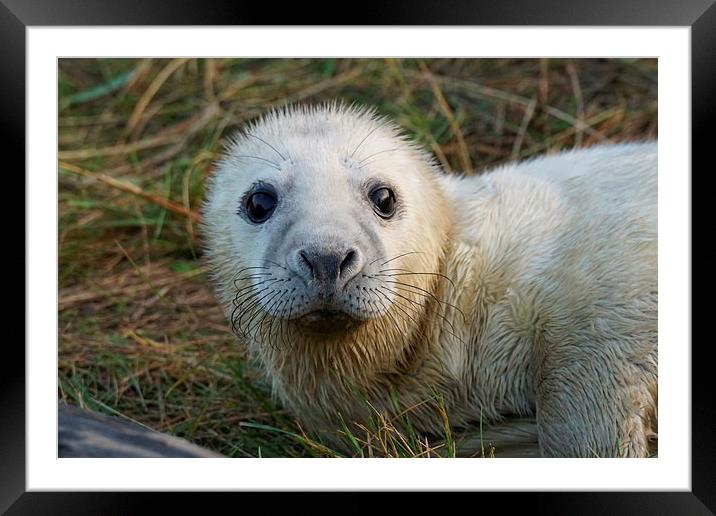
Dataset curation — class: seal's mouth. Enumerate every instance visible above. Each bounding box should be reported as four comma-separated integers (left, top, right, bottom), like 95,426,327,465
297,309,359,335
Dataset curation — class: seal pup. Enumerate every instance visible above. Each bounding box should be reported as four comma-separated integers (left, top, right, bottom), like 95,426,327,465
202,103,657,457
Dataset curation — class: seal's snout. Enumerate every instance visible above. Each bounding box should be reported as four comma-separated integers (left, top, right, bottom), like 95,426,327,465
292,245,363,291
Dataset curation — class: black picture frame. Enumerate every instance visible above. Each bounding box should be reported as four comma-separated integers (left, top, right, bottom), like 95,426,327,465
6,0,710,512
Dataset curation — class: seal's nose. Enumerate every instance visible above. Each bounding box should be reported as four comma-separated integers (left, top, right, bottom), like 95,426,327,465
293,246,363,290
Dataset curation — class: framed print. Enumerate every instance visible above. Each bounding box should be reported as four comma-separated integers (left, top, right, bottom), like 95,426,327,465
6,0,711,512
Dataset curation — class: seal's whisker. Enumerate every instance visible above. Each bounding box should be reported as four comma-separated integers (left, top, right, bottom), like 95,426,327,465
233,300,260,337
259,296,287,349
380,287,455,338
370,296,399,355
245,131,287,161
230,304,241,335
233,305,260,338
282,316,294,353
241,278,279,289
231,287,253,320
274,298,290,348
233,265,270,274
384,279,467,322
256,296,283,340
231,266,270,282
233,154,281,170
276,297,292,349
370,295,408,351
379,285,425,312
235,286,279,330
349,120,392,159
244,290,281,337
233,273,272,284
370,251,425,267
370,288,430,346
265,301,282,351
376,270,456,290
279,298,294,349
262,259,290,272
261,296,282,352
236,271,272,277
357,148,400,165
232,279,280,307
363,296,378,319
381,283,436,306
359,158,394,169
379,285,462,341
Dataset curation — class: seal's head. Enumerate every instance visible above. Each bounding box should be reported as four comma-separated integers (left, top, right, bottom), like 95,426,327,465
203,104,453,418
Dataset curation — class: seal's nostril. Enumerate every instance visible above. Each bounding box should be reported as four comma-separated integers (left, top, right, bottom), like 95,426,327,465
299,250,314,278
339,250,358,279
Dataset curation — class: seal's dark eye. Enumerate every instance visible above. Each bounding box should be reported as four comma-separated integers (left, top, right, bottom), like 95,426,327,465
245,191,277,223
369,187,396,218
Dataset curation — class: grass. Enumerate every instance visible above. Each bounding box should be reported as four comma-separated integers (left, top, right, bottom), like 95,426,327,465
58,58,657,457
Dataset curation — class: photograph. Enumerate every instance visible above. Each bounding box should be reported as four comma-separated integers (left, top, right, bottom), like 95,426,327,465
57,57,658,459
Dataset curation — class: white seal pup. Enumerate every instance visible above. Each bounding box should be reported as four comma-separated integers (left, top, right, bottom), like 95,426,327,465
202,104,657,457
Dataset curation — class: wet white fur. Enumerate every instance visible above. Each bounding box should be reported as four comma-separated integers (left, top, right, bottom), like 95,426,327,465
203,104,657,457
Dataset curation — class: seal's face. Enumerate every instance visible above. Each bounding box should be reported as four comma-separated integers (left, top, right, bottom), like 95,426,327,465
231,146,400,335
203,105,451,376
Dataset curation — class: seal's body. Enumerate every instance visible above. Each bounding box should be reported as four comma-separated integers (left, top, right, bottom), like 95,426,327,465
203,105,657,457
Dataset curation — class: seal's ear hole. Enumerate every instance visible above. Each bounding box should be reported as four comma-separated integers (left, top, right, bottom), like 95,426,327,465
369,187,396,219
